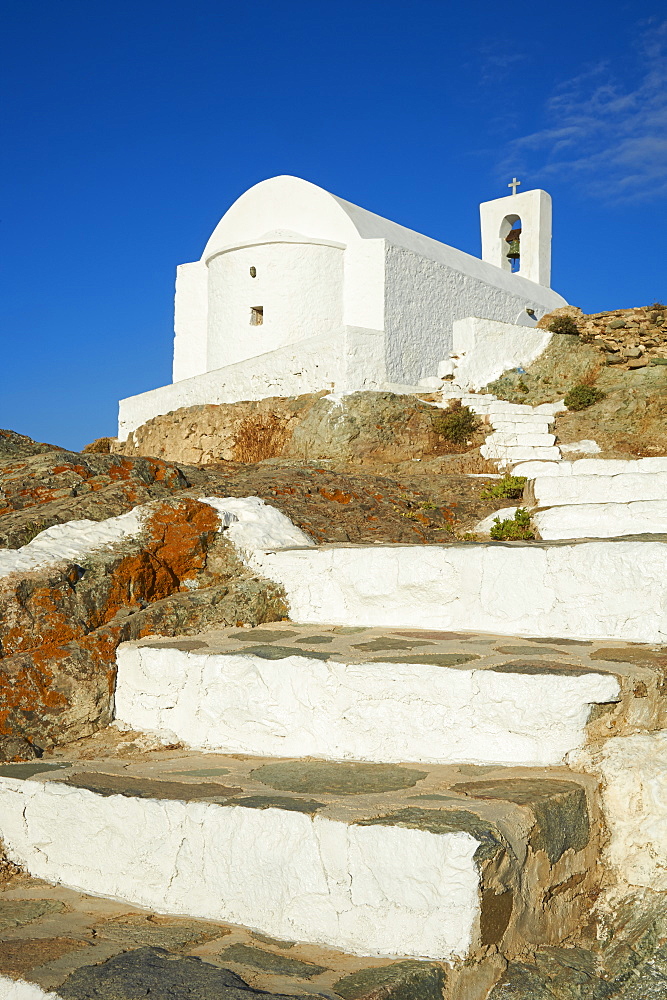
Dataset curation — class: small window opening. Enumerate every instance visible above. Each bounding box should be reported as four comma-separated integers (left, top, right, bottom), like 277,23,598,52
250,306,264,326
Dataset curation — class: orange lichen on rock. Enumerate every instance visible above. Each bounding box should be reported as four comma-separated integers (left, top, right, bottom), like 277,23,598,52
319,488,357,504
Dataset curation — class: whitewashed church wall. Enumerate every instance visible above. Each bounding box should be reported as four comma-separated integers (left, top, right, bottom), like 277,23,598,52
172,261,209,382
452,317,552,390
341,326,387,389
342,239,386,330
118,330,347,439
206,242,344,371
382,244,561,385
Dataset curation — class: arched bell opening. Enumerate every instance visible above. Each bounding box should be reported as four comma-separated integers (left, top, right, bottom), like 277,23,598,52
500,214,522,274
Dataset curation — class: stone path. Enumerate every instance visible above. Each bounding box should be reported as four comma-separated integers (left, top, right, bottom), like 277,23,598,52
2,453,667,997
437,387,564,467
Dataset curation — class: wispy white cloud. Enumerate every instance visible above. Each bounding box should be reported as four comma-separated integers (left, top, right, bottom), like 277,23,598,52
501,19,667,202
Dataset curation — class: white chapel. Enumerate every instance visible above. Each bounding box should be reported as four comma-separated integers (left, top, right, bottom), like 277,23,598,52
118,175,567,439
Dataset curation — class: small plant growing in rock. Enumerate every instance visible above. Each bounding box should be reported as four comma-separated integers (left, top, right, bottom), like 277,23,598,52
490,508,534,540
431,401,480,445
564,384,606,410
480,475,527,500
18,520,46,546
548,315,580,336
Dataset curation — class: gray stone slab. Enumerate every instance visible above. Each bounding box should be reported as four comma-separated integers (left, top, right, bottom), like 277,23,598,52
56,946,313,999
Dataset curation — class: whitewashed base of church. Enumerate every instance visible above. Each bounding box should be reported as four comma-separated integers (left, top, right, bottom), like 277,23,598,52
448,317,552,391
245,541,667,643
118,327,386,440
115,645,618,767
0,778,481,961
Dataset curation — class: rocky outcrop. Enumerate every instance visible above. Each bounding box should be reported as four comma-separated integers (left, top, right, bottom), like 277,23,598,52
538,303,667,366
0,450,509,549
0,428,60,460
115,391,485,468
0,498,287,756
0,450,212,548
485,305,667,458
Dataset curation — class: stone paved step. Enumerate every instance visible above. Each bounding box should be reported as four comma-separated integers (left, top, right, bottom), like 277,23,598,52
114,623,639,767
0,871,466,1000
481,445,562,462
0,751,601,963
243,539,667,643
4,874,667,1000
485,433,556,447
528,472,667,506
532,500,667,539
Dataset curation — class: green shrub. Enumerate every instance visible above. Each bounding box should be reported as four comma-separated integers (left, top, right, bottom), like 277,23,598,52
431,401,480,445
564,384,606,410
490,508,534,540
548,314,580,336
480,475,527,500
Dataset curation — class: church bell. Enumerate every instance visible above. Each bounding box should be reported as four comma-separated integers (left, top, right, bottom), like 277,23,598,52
505,228,521,260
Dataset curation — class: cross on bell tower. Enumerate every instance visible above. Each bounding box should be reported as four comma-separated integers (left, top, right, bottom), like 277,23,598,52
508,177,521,196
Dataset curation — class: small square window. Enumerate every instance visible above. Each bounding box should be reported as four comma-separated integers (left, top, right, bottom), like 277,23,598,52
250,306,264,326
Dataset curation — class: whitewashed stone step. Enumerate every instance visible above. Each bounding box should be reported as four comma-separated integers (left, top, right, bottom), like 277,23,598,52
0,755,601,962
244,540,667,643
115,625,620,767
533,500,667,539
530,472,667,506
489,421,552,435
488,410,557,422
485,433,556,447
515,458,667,478
477,502,667,541
481,445,561,461
486,402,539,414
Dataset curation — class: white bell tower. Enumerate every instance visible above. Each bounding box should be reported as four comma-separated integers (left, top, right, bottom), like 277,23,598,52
480,183,553,288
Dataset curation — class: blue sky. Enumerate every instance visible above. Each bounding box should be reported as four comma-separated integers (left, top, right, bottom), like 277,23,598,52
1,0,666,450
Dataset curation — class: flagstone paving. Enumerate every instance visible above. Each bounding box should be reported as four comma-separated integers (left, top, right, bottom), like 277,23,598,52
2,871,666,999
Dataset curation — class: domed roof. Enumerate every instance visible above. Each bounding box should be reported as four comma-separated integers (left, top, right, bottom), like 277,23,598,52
202,176,364,260
200,175,566,309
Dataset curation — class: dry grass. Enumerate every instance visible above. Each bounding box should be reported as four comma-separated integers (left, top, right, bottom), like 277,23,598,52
82,437,116,454
231,414,291,463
